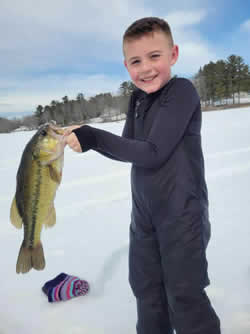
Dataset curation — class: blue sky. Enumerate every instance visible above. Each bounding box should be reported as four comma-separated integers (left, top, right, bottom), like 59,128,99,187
1,0,250,114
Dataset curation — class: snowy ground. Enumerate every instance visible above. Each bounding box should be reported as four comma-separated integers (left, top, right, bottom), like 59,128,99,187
1,107,250,334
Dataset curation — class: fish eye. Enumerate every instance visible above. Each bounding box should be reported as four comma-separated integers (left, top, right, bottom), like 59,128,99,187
41,130,47,136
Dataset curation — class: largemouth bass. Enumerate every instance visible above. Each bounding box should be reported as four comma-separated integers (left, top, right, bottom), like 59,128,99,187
10,123,65,274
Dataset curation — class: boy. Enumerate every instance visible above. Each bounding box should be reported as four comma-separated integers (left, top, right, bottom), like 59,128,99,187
65,17,221,334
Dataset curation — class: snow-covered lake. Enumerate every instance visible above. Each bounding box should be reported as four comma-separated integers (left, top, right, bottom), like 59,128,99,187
1,107,250,334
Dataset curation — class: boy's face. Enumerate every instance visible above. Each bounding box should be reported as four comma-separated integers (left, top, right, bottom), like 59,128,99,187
123,31,179,94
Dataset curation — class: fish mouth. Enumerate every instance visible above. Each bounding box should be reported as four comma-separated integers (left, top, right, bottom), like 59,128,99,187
48,124,67,148
48,124,65,138
39,124,66,165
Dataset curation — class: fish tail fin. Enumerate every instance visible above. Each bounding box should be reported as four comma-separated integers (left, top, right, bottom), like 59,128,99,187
16,241,45,274
31,242,46,271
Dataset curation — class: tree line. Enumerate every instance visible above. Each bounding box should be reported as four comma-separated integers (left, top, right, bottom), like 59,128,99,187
193,55,250,106
36,81,134,125
0,81,135,133
1,54,250,133
33,81,136,127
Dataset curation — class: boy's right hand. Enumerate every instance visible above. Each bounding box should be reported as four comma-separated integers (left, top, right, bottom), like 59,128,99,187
63,125,82,153
63,125,81,136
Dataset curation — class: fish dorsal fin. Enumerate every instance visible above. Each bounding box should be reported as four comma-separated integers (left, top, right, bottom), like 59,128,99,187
44,205,56,228
10,197,23,229
48,165,62,184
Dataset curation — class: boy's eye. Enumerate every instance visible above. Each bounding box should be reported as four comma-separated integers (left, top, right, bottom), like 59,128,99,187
151,54,160,58
131,60,140,65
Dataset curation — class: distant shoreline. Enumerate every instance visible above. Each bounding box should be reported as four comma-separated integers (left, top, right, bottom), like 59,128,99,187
1,103,250,120
202,102,250,112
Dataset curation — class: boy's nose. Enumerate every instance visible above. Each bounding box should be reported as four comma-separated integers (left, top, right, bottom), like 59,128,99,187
140,60,152,74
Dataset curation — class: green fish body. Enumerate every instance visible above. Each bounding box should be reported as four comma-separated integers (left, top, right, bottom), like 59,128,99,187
10,124,65,274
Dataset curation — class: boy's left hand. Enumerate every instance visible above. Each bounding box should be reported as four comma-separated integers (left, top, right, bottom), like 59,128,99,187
63,125,82,153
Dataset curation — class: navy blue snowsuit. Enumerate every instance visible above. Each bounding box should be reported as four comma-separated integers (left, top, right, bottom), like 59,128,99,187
73,77,221,334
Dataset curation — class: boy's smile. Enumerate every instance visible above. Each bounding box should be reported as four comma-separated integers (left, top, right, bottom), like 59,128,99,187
124,31,179,94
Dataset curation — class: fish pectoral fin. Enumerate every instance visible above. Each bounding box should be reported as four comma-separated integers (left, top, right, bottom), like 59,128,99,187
48,165,62,183
44,205,56,228
10,197,23,229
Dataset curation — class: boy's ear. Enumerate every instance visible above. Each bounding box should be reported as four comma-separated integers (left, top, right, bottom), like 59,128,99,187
124,59,128,69
170,45,179,66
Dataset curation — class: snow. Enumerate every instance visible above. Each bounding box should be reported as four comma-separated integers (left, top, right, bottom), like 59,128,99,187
1,107,250,334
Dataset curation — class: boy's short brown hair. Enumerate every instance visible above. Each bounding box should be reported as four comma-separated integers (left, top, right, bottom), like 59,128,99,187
123,17,174,46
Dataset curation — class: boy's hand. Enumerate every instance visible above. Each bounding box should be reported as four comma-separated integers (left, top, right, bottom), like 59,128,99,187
63,125,82,153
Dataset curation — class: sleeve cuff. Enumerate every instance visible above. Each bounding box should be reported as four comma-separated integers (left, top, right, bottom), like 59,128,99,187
73,125,98,152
